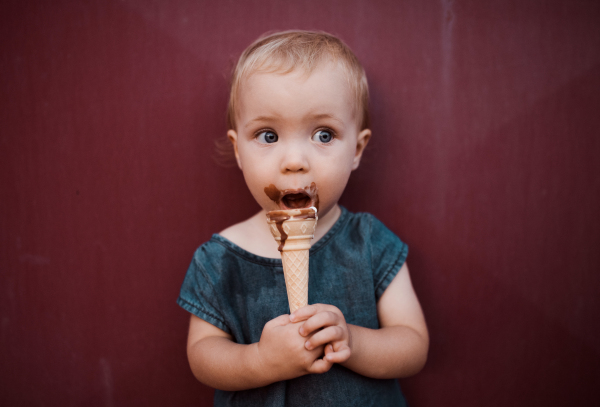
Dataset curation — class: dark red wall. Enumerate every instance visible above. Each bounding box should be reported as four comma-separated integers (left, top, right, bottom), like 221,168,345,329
2,0,599,405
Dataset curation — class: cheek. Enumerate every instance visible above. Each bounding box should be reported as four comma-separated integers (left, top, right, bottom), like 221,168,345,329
242,164,268,192
315,164,353,200
239,158,279,208
238,146,267,180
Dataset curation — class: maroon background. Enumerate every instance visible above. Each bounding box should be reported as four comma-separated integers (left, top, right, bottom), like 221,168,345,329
2,0,599,405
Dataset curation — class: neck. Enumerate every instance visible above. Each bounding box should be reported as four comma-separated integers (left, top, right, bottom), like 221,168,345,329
220,204,342,259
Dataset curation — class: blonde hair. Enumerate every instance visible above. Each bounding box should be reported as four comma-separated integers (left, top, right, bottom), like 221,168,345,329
226,30,370,131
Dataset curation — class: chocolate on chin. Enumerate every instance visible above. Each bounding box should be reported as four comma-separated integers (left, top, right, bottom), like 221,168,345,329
266,207,317,313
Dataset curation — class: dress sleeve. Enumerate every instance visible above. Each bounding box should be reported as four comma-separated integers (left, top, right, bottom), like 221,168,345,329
176,245,231,334
368,215,409,300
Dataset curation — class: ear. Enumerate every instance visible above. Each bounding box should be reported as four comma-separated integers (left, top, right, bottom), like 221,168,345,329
352,128,371,170
227,129,243,170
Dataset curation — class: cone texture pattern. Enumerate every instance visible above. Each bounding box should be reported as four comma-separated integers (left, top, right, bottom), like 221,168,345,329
266,209,317,313
281,248,309,313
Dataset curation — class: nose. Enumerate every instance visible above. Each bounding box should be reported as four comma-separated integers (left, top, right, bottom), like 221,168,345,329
280,142,309,173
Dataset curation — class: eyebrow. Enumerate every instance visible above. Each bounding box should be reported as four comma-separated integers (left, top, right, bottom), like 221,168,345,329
244,115,279,130
246,116,276,125
245,113,345,129
309,113,345,125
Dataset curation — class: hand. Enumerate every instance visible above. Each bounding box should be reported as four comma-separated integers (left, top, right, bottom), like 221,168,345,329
290,304,352,364
256,314,333,381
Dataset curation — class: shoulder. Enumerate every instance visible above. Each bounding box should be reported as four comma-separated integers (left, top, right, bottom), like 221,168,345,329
340,208,408,264
321,208,406,259
182,235,249,301
357,212,407,254
341,209,398,241
188,235,235,274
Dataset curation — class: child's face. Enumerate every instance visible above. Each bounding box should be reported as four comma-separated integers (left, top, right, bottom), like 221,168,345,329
228,62,370,219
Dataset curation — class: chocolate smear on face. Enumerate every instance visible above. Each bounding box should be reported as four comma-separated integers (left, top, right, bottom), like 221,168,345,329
264,184,282,205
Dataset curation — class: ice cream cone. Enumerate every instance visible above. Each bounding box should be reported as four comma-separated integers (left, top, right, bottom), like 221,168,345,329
266,207,317,313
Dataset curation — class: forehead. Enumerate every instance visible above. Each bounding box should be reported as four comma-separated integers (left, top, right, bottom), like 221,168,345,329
237,63,359,126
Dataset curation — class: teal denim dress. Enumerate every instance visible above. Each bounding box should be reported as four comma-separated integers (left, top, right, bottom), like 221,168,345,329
178,207,409,406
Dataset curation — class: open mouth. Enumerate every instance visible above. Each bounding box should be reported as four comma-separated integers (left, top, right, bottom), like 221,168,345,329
264,182,319,212
281,192,312,209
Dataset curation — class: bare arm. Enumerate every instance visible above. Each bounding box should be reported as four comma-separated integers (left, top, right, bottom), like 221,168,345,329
343,262,429,378
292,263,429,379
186,313,333,391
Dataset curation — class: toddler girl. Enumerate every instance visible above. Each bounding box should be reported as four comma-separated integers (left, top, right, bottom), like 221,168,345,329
177,30,428,406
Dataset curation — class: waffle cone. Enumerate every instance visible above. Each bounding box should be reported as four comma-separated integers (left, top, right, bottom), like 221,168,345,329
281,248,310,313
266,208,317,313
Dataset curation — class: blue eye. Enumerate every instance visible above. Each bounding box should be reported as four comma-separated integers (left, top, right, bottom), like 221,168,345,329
257,131,278,144
312,129,333,143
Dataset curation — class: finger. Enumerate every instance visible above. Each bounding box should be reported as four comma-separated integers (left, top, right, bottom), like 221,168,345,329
289,304,321,323
266,314,291,328
304,326,345,350
324,345,351,364
291,303,340,322
299,310,342,337
308,356,334,374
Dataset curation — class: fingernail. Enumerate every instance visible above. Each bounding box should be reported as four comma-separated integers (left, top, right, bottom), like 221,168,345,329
289,313,295,322
305,341,311,350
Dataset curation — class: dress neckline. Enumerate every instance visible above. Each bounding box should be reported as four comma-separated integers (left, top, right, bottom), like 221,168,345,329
212,206,350,265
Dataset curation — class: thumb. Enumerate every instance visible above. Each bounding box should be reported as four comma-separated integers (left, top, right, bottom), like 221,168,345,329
266,314,291,328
